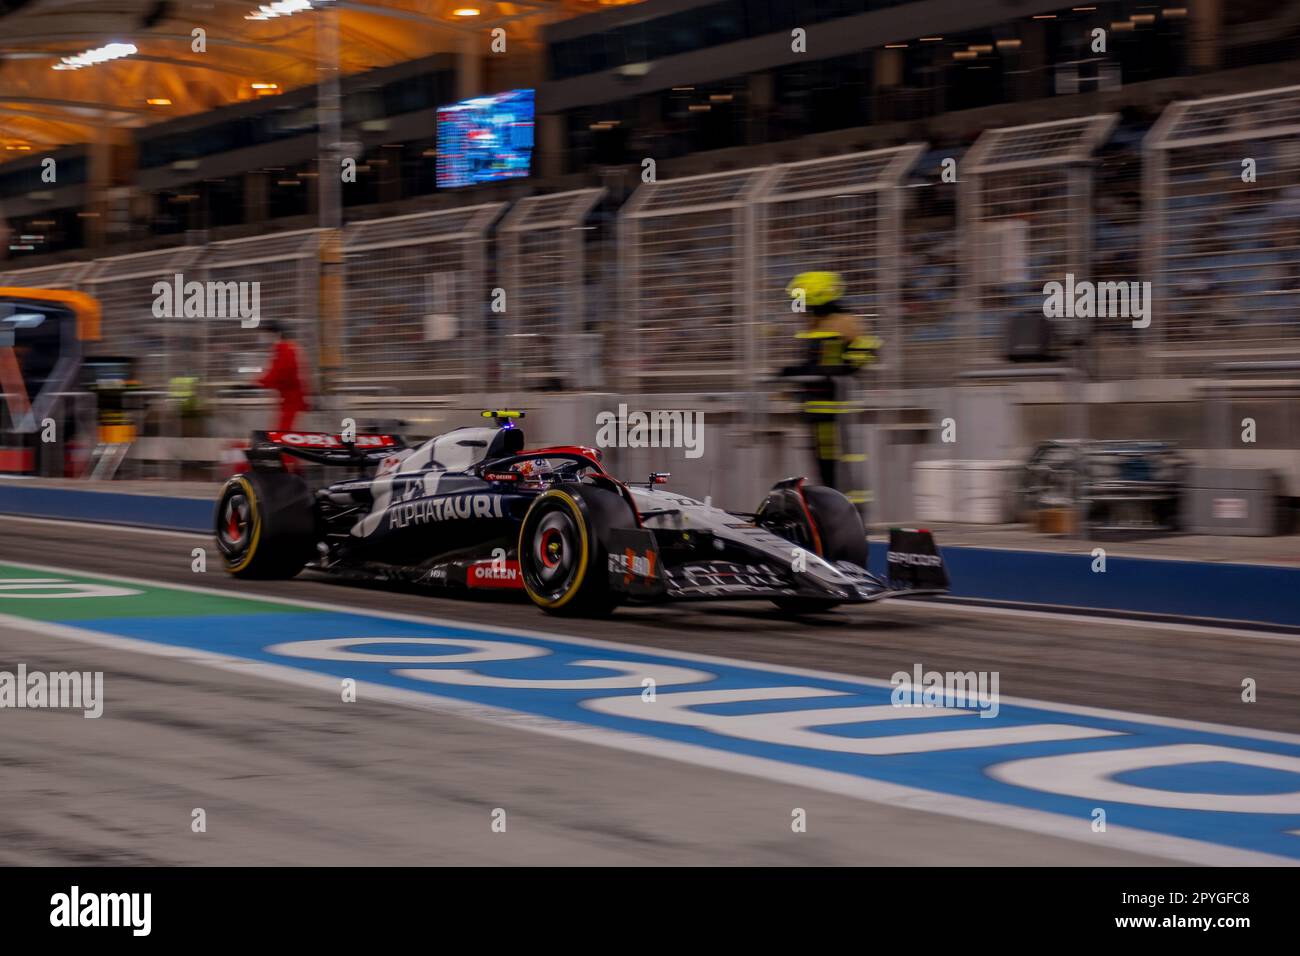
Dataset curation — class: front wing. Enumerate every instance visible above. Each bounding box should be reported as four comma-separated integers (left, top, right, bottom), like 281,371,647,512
605,527,950,604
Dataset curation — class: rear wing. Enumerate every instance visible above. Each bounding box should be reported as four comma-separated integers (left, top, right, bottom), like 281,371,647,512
246,430,406,467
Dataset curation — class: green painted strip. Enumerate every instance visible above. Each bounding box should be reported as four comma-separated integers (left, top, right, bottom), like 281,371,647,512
0,562,303,622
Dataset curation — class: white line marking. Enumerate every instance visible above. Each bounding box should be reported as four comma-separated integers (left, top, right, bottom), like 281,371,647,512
586,688,1121,755
0,558,1298,866
991,744,1300,814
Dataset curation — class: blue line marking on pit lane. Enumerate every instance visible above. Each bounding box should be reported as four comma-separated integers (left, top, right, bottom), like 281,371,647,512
62,608,1300,861
1116,763,1300,796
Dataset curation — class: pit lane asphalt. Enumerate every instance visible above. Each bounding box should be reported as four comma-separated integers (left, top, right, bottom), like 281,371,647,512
0,515,1293,865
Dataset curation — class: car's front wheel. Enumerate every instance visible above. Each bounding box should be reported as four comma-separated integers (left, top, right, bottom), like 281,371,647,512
518,485,632,616
758,480,868,614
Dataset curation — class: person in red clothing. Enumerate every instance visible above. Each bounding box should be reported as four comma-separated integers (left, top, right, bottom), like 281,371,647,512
255,320,309,431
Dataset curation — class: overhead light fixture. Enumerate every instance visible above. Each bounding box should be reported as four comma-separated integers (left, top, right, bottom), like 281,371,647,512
1112,20,1136,31
251,82,278,90
919,36,943,42
1130,13,1156,23
245,0,325,21
996,38,1022,50
1162,7,1188,15
51,42,137,71
1032,14,1057,19
953,50,978,60
968,44,993,54
885,43,909,49
146,98,172,106
452,6,481,15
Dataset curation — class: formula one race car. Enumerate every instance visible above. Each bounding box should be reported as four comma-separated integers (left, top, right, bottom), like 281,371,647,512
215,411,949,616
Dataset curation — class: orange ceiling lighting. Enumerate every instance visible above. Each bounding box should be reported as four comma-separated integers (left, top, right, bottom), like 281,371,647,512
51,41,137,71
0,0,650,162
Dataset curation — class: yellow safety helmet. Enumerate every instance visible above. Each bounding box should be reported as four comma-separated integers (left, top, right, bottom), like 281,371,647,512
786,271,845,309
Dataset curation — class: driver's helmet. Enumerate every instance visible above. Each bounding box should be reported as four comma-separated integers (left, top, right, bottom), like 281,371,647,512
376,449,413,476
512,457,550,480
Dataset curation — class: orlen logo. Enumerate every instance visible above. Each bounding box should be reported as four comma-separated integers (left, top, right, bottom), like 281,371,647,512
468,560,522,589
268,432,397,449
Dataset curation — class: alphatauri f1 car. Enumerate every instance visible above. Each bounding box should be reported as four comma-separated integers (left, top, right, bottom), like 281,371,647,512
215,411,949,616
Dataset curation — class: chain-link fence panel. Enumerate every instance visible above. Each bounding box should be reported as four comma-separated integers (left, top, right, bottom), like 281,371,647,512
341,205,504,396
900,148,961,388
755,146,924,389
619,168,773,393
499,189,604,391
1091,122,1148,381
82,246,205,388
961,115,1117,375
1145,86,1300,376
203,229,323,390
0,261,91,290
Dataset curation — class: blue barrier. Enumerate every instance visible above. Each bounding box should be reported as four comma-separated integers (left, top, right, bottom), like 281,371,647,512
869,542,1300,628
0,483,211,533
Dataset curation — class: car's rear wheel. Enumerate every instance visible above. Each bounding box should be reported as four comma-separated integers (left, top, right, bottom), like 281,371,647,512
215,471,316,579
518,485,632,616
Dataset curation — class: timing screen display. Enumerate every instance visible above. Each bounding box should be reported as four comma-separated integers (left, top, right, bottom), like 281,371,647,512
436,89,535,188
